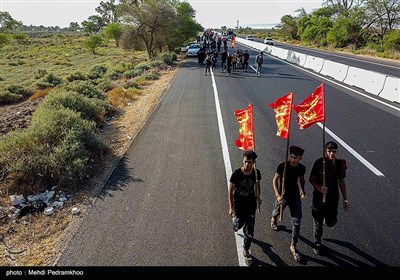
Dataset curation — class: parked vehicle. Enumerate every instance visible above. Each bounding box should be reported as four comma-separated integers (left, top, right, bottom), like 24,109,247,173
246,35,254,41
264,37,274,45
181,41,197,52
187,44,201,56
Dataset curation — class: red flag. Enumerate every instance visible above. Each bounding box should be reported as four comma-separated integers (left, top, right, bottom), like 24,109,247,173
293,83,325,129
231,36,236,49
234,104,254,150
268,93,293,139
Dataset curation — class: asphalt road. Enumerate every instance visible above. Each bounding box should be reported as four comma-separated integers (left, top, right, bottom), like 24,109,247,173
57,44,400,269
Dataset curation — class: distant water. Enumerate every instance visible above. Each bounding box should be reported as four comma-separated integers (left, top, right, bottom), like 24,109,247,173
231,23,278,29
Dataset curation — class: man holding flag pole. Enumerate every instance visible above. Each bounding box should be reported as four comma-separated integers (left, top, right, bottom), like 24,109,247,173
228,104,262,266
268,93,306,262
293,83,349,255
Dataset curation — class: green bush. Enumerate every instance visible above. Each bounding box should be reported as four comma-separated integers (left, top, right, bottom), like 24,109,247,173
8,60,25,66
66,71,87,82
83,35,104,54
36,73,63,89
13,33,29,44
87,65,107,79
384,29,400,52
160,52,177,65
66,80,106,100
143,72,160,80
108,70,123,80
0,33,10,48
0,106,106,191
0,92,23,105
134,62,151,72
38,89,111,124
123,68,143,79
7,85,29,96
149,60,165,68
34,69,48,79
96,78,114,92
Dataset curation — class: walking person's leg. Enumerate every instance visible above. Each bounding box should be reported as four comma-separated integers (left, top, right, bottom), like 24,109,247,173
312,207,324,254
270,199,281,230
243,212,255,251
242,210,256,265
257,64,261,76
289,199,302,261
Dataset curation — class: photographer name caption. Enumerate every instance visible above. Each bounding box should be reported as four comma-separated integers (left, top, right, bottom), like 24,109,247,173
6,269,84,276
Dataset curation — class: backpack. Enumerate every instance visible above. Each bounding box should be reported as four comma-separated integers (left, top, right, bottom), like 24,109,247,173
256,55,263,64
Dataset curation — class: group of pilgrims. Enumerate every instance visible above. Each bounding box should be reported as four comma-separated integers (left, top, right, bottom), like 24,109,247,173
196,30,250,75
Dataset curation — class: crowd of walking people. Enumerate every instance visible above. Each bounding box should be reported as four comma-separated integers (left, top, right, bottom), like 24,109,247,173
195,30,262,76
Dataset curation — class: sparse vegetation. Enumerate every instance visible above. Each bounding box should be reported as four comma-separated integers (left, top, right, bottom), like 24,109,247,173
0,31,177,195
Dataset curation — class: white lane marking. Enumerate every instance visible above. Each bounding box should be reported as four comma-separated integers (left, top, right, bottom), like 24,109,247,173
239,43,400,112
211,72,232,184
316,123,385,177
210,70,247,267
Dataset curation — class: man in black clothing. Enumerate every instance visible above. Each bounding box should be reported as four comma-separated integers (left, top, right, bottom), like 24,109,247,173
228,150,262,265
220,49,228,71
309,141,349,255
270,145,306,262
243,50,249,72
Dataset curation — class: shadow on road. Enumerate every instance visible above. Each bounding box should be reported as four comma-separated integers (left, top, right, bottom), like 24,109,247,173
98,157,143,200
276,227,389,267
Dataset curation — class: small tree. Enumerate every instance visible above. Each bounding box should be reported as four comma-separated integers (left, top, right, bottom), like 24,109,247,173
81,15,105,34
103,23,123,47
84,35,104,54
0,33,10,48
279,15,299,40
69,22,80,31
13,32,29,44
0,11,22,33
326,13,363,48
383,29,400,52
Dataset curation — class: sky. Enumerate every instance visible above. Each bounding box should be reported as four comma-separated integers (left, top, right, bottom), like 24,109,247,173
1,0,324,28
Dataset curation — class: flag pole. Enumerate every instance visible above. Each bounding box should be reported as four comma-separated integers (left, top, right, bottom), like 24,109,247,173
279,137,290,221
279,94,293,221
322,120,327,202
254,161,260,213
322,86,327,202
321,83,326,203
251,106,260,213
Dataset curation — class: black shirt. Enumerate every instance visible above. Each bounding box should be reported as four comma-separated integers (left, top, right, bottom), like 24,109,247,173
310,157,347,206
276,161,306,200
230,168,261,213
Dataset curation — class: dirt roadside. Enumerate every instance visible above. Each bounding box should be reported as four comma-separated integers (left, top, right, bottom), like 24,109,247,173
0,62,181,266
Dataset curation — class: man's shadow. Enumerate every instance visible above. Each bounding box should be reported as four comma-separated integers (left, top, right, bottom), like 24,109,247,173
250,237,286,267
278,227,388,266
322,238,388,267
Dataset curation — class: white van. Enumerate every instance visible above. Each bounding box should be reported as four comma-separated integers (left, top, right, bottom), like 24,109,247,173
246,35,254,41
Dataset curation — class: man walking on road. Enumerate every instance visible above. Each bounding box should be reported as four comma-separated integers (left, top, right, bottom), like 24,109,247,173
228,150,262,266
270,145,306,262
255,51,263,76
243,50,249,72
309,141,349,255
